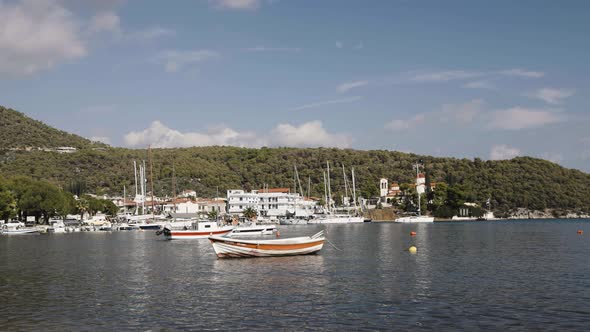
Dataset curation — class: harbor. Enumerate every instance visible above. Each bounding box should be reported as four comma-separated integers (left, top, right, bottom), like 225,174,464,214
1,220,588,330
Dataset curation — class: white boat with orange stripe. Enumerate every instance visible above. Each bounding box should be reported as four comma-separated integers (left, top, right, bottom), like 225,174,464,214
208,230,325,258
160,221,234,240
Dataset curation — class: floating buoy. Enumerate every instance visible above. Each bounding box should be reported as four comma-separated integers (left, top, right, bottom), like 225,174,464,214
577,230,583,235
408,246,417,253
410,231,417,236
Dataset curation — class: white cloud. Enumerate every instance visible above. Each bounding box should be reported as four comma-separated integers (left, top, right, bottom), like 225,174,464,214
271,121,351,148
244,46,301,52
336,80,368,93
385,100,483,131
89,11,120,34
463,80,494,89
335,41,343,49
489,107,564,130
385,114,426,131
354,42,364,49
211,0,260,10
440,99,484,124
0,0,86,77
411,70,482,82
490,145,521,160
499,68,544,78
530,88,575,104
154,50,218,73
124,121,264,148
89,136,112,145
289,96,363,111
124,120,350,148
126,26,175,43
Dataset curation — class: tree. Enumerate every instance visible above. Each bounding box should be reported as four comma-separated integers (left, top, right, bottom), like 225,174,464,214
242,207,257,221
207,210,219,220
76,198,89,221
0,178,16,221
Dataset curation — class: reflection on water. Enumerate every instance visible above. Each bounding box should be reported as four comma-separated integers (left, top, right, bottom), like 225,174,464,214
1,220,590,330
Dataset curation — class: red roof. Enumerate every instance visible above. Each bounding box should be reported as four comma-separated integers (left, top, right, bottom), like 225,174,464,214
258,188,291,193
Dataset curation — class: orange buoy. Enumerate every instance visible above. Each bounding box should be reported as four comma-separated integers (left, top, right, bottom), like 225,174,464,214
577,230,583,235
410,231,417,236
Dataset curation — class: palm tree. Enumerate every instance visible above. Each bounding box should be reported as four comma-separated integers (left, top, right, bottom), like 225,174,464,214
242,207,257,221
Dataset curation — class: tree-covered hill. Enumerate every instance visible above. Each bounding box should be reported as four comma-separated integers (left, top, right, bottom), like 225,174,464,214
0,106,105,149
1,106,589,215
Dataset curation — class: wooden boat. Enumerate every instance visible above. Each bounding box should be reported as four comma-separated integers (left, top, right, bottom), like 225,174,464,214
208,230,325,258
226,223,277,237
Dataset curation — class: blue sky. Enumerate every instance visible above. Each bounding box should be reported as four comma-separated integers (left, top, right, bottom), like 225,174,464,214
1,0,589,170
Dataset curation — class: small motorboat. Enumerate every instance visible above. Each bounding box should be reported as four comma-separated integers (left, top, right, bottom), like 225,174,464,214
0,223,39,235
208,230,325,258
159,221,234,240
226,222,277,237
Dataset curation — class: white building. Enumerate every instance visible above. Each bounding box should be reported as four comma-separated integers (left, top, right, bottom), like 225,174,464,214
416,173,426,194
227,188,316,220
379,178,388,197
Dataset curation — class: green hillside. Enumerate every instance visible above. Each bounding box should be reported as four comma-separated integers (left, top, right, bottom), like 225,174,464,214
0,106,105,149
0,106,589,216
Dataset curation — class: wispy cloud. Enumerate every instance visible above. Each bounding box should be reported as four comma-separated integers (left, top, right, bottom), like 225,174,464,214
385,100,484,131
335,41,343,49
289,96,363,111
244,46,301,52
210,0,260,10
154,49,218,73
336,80,368,93
530,88,575,104
463,80,494,89
126,26,175,42
411,70,483,82
490,144,521,160
498,68,545,78
489,107,564,130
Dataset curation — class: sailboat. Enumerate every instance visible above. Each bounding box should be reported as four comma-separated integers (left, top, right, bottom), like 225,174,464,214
308,161,364,224
394,161,434,223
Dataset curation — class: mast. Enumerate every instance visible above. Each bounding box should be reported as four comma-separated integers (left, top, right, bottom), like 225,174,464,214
351,167,358,210
326,161,332,213
149,146,155,220
133,160,138,197
123,185,127,215
342,164,349,206
323,171,328,211
307,176,311,199
172,163,177,213
416,161,421,216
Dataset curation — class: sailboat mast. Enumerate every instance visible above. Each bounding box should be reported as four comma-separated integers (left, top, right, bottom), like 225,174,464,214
149,146,155,220
172,163,177,212
326,161,332,213
123,185,126,215
133,160,138,197
351,167,358,210
416,161,421,216
323,171,328,211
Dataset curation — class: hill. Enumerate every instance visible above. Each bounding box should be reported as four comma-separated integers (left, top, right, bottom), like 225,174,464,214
0,106,105,149
0,107,589,216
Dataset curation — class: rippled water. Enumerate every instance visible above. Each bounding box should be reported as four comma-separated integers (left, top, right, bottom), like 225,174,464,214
1,220,590,331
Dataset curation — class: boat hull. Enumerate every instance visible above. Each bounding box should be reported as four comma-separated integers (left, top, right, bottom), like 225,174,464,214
227,224,277,237
307,216,364,224
163,227,234,240
1,229,39,235
209,232,325,258
394,216,434,223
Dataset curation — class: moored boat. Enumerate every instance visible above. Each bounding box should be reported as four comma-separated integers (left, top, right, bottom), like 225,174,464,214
307,215,364,224
227,223,277,237
160,221,234,240
1,223,40,235
209,230,325,258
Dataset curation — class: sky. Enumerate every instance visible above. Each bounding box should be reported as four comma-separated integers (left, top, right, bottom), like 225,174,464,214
1,0,589,171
